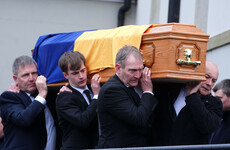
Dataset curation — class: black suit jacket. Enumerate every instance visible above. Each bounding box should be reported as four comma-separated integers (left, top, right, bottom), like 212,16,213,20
152,83,223,146
0,91,47,150
97,75,158,148
56,85,98,149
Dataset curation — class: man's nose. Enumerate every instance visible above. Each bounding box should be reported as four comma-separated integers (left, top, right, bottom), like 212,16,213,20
134,70,142,78
206,78,212,86
29,74,35,80
79,72,83,78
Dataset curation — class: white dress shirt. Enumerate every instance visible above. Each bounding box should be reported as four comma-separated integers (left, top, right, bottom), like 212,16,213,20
28,93,56,150
173,87,187,116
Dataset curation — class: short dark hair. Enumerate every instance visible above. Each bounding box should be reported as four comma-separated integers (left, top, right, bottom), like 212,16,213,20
12,55,37,75
58,50,86,74
213,79,230,97
115,45,142,68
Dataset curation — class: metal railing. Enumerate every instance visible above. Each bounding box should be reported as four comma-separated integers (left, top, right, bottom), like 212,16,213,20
94,144,230,150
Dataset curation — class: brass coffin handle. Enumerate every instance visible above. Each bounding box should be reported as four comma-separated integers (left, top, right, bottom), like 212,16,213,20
176,48,201,66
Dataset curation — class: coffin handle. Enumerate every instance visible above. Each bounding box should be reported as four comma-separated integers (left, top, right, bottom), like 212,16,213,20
176,48,201,66
176,59,201,66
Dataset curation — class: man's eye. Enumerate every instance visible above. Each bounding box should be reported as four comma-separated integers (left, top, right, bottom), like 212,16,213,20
22,74,29,77
81,69,86,73
129,70,136,73
72,72,79,75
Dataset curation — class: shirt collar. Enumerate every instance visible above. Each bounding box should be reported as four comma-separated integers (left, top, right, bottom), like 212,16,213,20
70,84,89,94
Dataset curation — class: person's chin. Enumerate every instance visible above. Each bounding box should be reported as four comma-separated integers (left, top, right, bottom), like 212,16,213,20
28,87,37,93
79,82,87,89
199,88,210,96
129,82,138,87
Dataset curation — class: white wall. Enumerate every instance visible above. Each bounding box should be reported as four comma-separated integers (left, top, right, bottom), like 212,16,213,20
207,0,230,37
0,0,137,93
180,0,196,25
207,44,230,84
136,0,169,25
180,0,230,37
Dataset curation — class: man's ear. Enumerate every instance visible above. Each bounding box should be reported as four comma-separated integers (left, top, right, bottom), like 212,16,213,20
13,75,18,87
115,64,121,74
13,75,17,82
63,72,69,80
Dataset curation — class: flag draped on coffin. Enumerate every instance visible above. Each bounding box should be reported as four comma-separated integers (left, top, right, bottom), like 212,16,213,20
74,24,151,75
32,24,153,84
33,29,97,84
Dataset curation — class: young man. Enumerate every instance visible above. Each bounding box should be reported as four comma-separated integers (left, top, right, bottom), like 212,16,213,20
56,50,101,149
0,55,56,150
97,45,158,148
210,79,230,144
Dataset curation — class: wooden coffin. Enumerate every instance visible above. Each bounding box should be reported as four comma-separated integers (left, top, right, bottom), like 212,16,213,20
87,23,209,83
46,23,209,86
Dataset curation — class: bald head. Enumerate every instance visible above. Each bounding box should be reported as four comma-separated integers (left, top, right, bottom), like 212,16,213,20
206,61,219,79
198,61,219,96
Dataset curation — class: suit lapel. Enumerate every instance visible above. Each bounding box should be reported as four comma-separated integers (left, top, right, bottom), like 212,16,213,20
113,75,140,105
18,91,32,107
67,84,89,107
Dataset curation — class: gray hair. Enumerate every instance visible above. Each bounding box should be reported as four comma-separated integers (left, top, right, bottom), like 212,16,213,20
12,55,38,75
213,79,230,97
115,45,143,68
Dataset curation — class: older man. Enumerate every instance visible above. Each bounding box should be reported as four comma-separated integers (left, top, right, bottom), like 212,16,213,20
153,61,223,146
97,45,158,148
0,55,56,150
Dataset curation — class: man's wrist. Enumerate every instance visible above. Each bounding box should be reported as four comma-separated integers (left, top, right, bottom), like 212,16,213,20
35,95,47,105
143,91,154,95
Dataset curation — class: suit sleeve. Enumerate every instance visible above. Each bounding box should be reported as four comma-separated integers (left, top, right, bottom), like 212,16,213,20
0,91,45,127
185,93,223,134
100,85,158,127
56,91,97,128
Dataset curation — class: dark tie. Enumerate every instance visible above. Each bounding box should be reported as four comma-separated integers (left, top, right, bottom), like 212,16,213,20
30,90,38,98
84,90,91,104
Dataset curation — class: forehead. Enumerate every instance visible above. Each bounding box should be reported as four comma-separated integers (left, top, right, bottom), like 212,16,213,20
206,63,218,80
215,89,225,97
124,54,143,68
18,64,37,73
67,61,86,71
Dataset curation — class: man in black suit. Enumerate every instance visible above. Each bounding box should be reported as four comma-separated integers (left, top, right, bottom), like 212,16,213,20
97,45,158,148
152,61,223,146
56,50,101,149
0,55,56,150
210,79,230,144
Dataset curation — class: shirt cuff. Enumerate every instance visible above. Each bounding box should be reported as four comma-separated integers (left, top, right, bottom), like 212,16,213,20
93,95,98,99
143,91,154,95
35,95,47,105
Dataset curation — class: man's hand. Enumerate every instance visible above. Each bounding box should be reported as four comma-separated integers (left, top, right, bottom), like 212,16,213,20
91,74,101,95
58,83,72,95
8,83,19,93
36,75,48,98
186,81,202,95
140,67,153,92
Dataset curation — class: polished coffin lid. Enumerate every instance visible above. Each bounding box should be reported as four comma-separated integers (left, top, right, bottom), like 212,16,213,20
140,23,209,83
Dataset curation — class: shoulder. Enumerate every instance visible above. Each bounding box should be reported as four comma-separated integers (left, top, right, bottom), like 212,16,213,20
1,91,17,97
56,91,83,106
0,91,23,104
208,95,223,106
56,91,77,101
101,80,126,94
